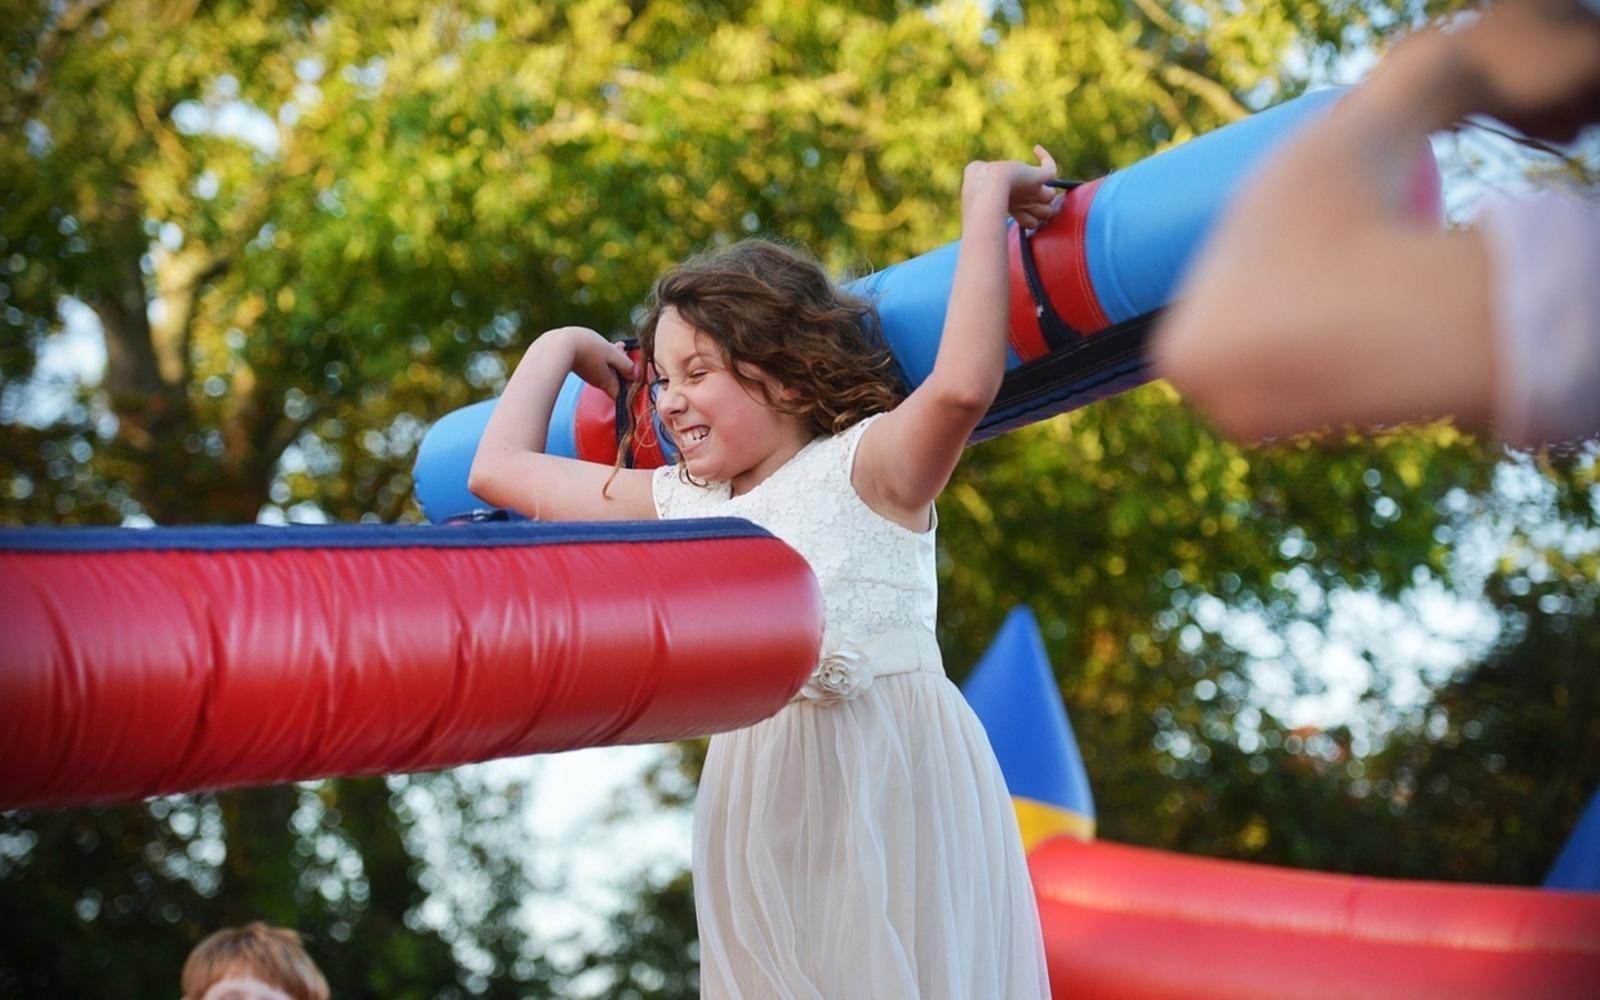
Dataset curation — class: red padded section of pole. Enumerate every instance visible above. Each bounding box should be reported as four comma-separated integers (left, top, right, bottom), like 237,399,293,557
0,532,821,810
627,376,669,468
1031,838,1600,999
1006,179,1108,362
573,381,619,464
572,347,669,468
1006,226,1053,363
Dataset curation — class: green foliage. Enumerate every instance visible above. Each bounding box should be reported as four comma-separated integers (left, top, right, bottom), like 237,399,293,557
2,1,1593,998
577,869,701,999
1,0,1420,525
0,780,464,998
937,389,1498,850
1352,461,1600,884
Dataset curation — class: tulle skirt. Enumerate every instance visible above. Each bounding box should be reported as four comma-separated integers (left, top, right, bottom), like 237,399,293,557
692,672,1050,999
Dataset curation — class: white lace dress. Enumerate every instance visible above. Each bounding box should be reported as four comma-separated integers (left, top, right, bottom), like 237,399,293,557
652,414,1049,1000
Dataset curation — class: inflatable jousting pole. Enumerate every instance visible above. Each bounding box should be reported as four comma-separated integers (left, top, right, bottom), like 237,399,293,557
413,87,1441,521
0,522,822,810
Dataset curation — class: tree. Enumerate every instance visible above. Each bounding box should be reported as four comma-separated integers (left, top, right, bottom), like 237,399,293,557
937,393,1488,844
12,1,1592,997
577,869,701,1000
1,0,1424,526
1352,458,1600,884
0,780,467,997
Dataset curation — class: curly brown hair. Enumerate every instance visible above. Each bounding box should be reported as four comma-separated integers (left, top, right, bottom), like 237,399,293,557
617,239,906,475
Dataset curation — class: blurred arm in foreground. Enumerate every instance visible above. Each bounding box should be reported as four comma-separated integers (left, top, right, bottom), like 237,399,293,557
1154,0,1600,447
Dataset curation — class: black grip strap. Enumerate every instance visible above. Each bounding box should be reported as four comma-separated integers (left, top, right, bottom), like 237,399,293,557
614,383,635,469
615,336,642,469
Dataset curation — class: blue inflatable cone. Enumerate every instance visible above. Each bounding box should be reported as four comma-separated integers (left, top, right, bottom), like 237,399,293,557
1545,785,1600,891
962,607,1095,851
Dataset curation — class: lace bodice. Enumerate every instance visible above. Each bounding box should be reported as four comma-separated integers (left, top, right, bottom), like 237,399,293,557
651,413,938,645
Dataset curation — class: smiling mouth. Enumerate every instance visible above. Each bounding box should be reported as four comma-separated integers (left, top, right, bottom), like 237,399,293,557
678,426,709,450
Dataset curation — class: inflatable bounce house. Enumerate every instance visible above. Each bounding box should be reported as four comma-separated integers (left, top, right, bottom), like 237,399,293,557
963,608,1600,1000
4,89,1595,995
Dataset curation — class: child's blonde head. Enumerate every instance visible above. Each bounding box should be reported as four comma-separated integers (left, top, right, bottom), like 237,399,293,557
622,239,905,462
181,922,330,1000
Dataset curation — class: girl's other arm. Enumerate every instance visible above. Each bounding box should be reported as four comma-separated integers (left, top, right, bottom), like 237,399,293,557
468,326,657,521
1152,0,1600,442
1151,35,1495,441
854,150,1058,521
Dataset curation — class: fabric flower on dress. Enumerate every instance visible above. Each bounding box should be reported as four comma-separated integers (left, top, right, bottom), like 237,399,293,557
797,634,872,704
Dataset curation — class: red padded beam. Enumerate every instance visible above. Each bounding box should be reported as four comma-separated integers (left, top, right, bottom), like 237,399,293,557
1031,838,1600,999
0,522,821,810
573,345,671,468
1005,178,1109,363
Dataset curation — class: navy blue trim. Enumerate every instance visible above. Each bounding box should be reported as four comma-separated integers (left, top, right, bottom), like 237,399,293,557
0,518,772,554
974,308,1157,442
974,356,1147,441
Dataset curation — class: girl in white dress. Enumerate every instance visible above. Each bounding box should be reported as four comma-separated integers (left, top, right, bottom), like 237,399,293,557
470,151,1059,998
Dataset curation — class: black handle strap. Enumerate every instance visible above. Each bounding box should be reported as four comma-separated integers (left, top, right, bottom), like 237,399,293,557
613,337,643,468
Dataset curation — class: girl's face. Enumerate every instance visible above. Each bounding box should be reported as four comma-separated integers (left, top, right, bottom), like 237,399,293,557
651,307,810,495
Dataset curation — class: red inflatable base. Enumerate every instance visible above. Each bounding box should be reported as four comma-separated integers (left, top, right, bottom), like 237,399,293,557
1032,837,1600,999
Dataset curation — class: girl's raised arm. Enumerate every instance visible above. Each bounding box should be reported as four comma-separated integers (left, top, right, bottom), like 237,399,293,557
853,149,1058,524
468,326,658,521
